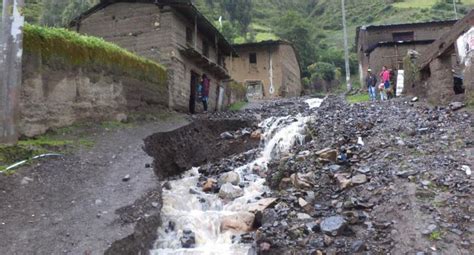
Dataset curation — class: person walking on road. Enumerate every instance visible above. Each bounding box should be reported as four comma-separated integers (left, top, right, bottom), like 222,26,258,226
366,69,377,101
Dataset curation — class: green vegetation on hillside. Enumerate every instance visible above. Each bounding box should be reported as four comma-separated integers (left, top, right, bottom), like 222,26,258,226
24,24,167,84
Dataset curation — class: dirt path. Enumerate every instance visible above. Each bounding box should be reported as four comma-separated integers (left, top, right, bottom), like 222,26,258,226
0,115,189,255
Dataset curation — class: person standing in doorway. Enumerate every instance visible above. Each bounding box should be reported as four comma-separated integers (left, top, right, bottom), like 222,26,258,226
366,69,377,101
201,74,210,113
379,66,391,98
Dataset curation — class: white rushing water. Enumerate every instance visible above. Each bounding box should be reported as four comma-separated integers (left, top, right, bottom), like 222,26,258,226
151,111,315,255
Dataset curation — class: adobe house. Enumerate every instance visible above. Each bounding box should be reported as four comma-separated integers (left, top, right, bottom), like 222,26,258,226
70,0,237,113
407,10,474,104
356,20,457,88
226,40,302,100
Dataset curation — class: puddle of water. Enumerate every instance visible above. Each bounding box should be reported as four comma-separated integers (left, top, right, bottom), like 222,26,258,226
151,106,316,255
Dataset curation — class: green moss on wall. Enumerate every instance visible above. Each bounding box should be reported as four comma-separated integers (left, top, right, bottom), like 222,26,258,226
23,24,167,85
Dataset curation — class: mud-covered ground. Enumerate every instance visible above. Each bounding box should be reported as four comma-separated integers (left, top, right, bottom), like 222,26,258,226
195,96,473,254
0,114,190,255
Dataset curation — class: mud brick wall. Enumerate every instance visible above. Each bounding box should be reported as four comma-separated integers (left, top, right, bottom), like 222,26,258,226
77,3,171,64
227,43,302,99
357,22,456,83
279,44,302,97
20,52,168,137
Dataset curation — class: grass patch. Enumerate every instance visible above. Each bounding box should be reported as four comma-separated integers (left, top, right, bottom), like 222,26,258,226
346,93,370,103
100,121,134,130
23,24,167,85
228,101,248,111
429,230,443,241
255,32,279,42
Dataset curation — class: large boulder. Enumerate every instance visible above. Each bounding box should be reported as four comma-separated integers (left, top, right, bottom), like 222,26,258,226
202,178,218,192
320,215,347,236
221,212,255,232
316,148,338,162
218,171,241,185
218,183,244,200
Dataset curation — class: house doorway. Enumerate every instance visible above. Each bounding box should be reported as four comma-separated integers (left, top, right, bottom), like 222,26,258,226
245,80,264,101
189,71,199,114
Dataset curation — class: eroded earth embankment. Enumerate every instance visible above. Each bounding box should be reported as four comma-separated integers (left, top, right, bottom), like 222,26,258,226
106,119,260,254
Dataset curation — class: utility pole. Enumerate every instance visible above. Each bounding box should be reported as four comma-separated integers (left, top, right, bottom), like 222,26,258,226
341,0,351,91
453,0,458,19
0,0,25,144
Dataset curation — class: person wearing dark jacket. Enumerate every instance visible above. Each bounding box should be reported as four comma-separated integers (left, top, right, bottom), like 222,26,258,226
366,69,377,101
201,74,210,112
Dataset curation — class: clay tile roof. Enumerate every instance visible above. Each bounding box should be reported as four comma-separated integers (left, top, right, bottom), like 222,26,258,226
70,0,236,56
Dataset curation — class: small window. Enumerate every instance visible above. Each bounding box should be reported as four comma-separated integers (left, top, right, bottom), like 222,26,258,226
203,40,209,57
392,31,414,42
249,53,257,64
186,27,193,44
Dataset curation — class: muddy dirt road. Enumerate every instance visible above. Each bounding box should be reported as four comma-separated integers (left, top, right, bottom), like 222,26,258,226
0,115,189,254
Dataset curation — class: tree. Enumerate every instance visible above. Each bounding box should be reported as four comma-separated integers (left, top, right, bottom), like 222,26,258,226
221,0,252,34
273,11,316,76
61,0,97,25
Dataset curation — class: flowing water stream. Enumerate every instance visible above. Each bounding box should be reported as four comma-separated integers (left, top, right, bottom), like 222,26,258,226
151,99,323,255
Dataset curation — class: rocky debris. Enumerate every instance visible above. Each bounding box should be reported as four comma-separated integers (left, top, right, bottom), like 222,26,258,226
351,174,368,185
220,131,235,140
421,224,438,235
351,240,366,253
162,182,172,190
247,198,277,213
316,148,338,162
221,212,255,232
180,229,196,248
218,183,244,200
320,216,347,236
251,130,262,140
245,96,473,254
290,172,315,189
461,165,471,176
122,175,131,182
218,171,240,185
334,173,351,190
20,177,34,185
449,102,465,111
202,178,218,192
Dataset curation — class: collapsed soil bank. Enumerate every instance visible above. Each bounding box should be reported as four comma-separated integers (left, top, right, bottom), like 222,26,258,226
144,119,259,179
102,119,260,254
